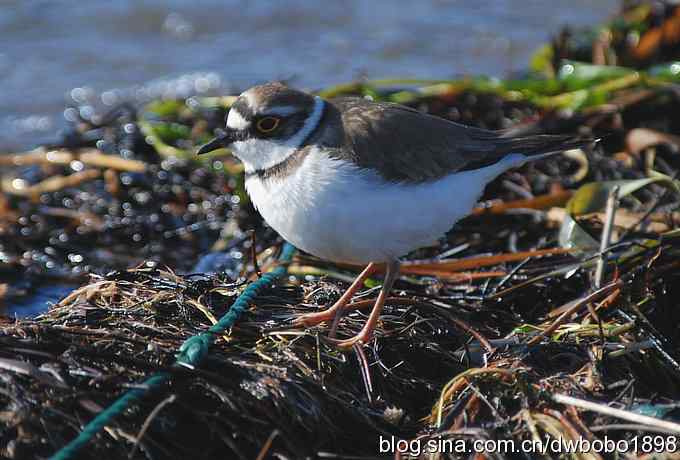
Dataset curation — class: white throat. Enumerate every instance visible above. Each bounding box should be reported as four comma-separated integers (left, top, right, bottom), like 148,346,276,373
229,96,325,173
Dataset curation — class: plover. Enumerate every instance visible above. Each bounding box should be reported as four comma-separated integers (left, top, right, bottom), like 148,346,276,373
198,82,592,348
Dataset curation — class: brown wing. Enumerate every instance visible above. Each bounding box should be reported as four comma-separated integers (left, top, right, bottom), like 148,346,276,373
329,97,589,183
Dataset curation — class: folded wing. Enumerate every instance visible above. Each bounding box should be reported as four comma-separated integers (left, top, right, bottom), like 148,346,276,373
332,97,591,183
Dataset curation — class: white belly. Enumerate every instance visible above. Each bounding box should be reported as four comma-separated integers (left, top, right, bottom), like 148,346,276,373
246,149,524,264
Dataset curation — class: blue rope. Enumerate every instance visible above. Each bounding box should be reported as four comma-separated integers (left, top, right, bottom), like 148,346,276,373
50,243,296,460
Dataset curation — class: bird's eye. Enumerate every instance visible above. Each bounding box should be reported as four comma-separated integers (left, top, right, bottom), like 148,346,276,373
256,116,280,133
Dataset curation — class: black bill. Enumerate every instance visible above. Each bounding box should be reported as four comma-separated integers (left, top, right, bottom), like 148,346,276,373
196,129,233,155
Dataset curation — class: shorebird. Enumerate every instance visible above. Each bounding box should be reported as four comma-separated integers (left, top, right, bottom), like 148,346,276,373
198,82,591,349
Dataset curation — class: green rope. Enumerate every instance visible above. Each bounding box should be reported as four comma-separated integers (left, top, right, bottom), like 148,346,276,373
50,243,296,460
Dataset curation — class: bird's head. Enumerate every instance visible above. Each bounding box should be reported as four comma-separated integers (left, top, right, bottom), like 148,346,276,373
197,82,325,172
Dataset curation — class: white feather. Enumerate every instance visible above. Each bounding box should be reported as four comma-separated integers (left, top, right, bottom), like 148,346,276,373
246,148,526,264
230,139,297,173
226,110,249,130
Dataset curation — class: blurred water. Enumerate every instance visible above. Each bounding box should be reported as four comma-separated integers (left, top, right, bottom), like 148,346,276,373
3,283,75,318
0,0,617,151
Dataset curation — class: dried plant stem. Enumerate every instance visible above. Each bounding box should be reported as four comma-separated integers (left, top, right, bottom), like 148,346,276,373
527,280,622,346
552,393,680,435
594,186,619,289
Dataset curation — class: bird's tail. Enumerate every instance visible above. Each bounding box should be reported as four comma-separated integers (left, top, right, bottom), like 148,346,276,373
459,131,599,173
503,134,599,160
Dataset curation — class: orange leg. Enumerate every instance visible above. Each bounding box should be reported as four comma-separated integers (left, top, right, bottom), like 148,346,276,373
329,260,400,350
292,262,377,327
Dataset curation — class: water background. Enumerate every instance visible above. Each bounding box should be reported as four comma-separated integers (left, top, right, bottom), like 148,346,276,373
1,0,617,151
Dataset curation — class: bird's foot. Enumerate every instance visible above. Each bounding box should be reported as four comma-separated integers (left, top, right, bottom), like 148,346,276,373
325,329,374,350
291,308,339,327
292,262,377,328
292,261,398,351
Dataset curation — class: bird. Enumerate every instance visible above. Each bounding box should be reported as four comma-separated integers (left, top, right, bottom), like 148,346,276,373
197,81,593,349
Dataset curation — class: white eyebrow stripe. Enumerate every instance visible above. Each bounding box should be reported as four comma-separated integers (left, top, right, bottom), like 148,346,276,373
226,109,250,130
283,96,324,148
263,106,299,117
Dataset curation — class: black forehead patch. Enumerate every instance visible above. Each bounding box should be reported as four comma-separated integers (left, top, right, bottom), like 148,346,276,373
228,98,254,123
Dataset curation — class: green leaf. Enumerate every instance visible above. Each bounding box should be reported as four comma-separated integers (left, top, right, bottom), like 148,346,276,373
558,213,599,251
152,122,192,143
363,277,380,289
361,86,382,101
138,120,188,158
529,44,555,77
560,176,676,251
145,100,185,118
648,62,680,81
566,177,663,215
503,77,563,96
557,61,634,91
534,88,590,110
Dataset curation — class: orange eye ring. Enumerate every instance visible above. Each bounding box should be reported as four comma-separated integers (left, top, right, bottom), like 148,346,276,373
256,116,280,133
